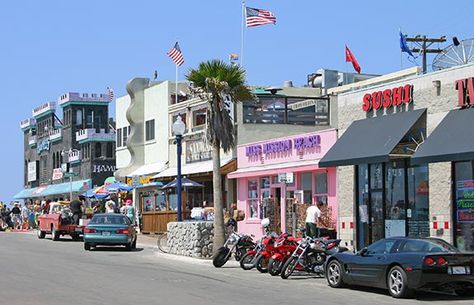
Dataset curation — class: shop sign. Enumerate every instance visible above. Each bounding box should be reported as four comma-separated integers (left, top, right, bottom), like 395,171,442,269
455,77,474,107
37,138,50,154
456,180,474,223
27,161,37,182
362,84,413,112
277,173,294,183
52,168,63,180
127,175,152,186
186,138,212,163
92,164,116,173
245,135,321,157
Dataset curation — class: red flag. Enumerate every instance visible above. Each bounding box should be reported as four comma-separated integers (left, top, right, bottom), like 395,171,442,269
345,45,361,74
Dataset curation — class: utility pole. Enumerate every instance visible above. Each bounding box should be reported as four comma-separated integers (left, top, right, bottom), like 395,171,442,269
405,35,446,73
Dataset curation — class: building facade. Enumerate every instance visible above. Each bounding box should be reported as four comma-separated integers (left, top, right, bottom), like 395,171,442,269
321,64,474,252
15,92,116,201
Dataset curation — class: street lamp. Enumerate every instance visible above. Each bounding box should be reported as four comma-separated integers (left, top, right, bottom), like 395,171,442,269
172,115,186,221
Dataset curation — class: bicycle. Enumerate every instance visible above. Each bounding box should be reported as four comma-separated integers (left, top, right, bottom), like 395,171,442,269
157,232,169,253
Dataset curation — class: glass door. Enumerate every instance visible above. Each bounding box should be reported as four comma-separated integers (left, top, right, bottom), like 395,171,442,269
370,163,384,243
385,161,406,238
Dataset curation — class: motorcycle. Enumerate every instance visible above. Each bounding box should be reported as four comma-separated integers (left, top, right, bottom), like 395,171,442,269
268,235,301,276
280,236,342,279
239,218,275,271
212,219,255,268
255,232,296,273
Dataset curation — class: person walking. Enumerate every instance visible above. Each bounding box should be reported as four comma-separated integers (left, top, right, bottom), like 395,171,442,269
305,203,321,238
11,203,21,230
70,196,84,225
124,199,135,224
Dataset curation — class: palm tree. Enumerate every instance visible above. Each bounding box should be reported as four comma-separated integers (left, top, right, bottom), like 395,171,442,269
186,60,252,254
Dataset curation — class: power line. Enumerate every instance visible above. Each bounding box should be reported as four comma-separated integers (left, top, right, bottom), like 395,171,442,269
405,35,446,73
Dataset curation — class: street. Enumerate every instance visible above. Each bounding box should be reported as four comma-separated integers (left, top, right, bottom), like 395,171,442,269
0,232,472,305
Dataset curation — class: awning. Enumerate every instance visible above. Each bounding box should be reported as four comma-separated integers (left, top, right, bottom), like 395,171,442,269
228,159,319,179
128,162,168,176
153,157,234,178
13,188,35,200
13,179,93,199
319,109,426,167
412,108,474,164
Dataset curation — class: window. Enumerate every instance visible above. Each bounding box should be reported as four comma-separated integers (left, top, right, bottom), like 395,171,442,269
86,111,93,128
399,239,457,253
117,128,122,147
95,143,102,158
315,171,328,205
301,172,313,205
145,119,155,141
192,108,207,131
248,179,258,219
454,161,474,251
76,109,83,127
366,239,396,255
243,96,329,126
122,126,129,146
106,143,114,158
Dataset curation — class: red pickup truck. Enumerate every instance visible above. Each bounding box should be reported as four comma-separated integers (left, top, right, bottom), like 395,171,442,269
37,202,84,241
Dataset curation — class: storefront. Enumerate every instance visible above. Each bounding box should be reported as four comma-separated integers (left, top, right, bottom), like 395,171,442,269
321,64,474,251
228,130,338,238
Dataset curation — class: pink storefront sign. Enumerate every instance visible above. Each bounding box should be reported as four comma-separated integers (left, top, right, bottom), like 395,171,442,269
229,129,338,238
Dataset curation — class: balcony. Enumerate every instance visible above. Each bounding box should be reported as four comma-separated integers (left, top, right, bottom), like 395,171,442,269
58,92,110,107
68,150,81,164
48,129,62,142
76,128,116,143
28,136,37,146
20,118,36,130
32,102,56,118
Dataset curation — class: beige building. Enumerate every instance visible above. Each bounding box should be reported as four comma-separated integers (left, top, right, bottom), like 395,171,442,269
321,64,474,251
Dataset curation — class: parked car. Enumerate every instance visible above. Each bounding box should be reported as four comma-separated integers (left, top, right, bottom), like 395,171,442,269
37,201,83,241
83,213,137,251
325,237,474,298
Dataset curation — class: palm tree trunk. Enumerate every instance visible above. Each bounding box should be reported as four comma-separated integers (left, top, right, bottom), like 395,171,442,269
212,139,225,255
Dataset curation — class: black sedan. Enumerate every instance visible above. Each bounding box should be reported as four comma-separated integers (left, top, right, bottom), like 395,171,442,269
325,237,474,298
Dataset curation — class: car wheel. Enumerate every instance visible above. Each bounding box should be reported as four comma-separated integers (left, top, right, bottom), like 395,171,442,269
326,260,346,288
84,242,91,251
37,229,46,239
387,266,414,298
52,227,60,241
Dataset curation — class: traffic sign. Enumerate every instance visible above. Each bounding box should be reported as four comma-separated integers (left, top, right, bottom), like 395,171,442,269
64,172,79,178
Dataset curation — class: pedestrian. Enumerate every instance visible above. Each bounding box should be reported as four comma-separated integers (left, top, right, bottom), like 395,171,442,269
11,203,21,229
70,195,84,225
124,199,135,224
105,201,115,213
305,203,321,238
21,203,30,230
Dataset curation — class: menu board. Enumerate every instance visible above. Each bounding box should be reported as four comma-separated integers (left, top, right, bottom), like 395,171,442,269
456,180,474,223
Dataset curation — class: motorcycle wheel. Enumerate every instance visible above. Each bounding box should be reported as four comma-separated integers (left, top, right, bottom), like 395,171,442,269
255,254,269,273
239,253,256,270
281,257,298,279
268,258,283,276
212,247,231,268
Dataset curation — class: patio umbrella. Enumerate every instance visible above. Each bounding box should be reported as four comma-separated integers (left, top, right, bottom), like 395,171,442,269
105,181,133,193
162,177,203,189
83,187,109,199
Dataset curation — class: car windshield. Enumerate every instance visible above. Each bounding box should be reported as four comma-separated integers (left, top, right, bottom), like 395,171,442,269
90,215,130,225
400,239,458,253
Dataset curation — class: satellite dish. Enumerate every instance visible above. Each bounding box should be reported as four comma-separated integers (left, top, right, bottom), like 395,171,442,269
432,38,474,70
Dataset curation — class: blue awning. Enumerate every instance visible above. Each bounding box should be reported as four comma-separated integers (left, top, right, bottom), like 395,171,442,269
13,179,92,199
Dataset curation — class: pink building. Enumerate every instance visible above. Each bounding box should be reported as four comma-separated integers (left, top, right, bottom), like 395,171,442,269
228,129,338,238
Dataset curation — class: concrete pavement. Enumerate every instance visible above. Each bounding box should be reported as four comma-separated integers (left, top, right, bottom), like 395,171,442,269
0,231,473,305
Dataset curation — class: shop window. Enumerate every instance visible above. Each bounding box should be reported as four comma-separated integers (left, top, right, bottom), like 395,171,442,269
145,119,155,141
407,165,429,238
385,162,406,237
357,164,369,249
248,179,259,218
314,171,328,205
454,161,474,251
301,172,313,205
192,108,207,131
261,177,270,189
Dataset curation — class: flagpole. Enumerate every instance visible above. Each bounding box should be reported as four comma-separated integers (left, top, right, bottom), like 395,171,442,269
241,1,245,67
175,64,178,105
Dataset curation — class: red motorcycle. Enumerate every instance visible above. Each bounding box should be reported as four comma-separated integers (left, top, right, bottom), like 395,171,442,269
268,235,301,276
239,219,273,270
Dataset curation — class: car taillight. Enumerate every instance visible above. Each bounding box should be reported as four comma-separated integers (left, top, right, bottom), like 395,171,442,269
84,228,96,233
116,229,129,234
437,257,448,266
423,257,436,266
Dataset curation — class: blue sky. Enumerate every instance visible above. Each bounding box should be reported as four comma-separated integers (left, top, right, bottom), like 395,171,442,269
0,0,473,202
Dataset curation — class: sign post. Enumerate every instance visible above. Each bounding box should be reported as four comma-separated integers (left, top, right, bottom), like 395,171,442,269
64,171,79,201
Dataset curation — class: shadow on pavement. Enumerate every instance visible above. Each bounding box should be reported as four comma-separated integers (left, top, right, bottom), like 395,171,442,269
90,246,144,252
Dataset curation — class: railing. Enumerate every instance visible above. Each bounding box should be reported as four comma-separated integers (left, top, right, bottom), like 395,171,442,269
68,150,81,163
58,92,110,106
28,136,37,146
76,128,116,142
32,102,56,117
20,118,36,129
48,129,62,141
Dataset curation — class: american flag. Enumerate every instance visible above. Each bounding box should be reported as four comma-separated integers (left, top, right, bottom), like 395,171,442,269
107,87,114,102
246,7,276,28
167,42,184,66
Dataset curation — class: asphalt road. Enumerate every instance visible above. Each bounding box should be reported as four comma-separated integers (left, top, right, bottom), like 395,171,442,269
1,232,473,305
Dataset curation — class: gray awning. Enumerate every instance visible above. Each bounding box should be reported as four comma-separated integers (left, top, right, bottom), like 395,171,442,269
411,108,474,164
319,109,426,167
